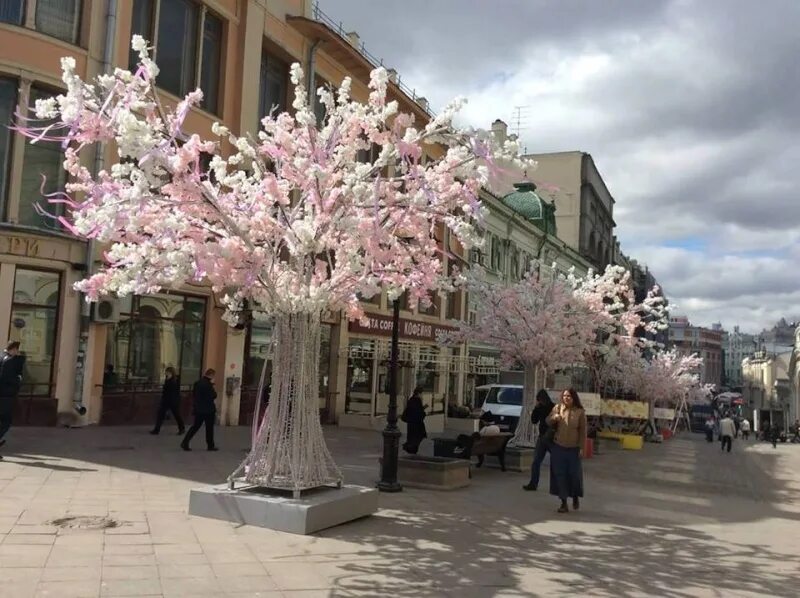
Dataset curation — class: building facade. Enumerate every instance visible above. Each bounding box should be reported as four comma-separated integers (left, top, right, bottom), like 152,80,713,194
0,0,456,428
742,350,793,431
721,325,756,390
460,147,592,406
668,316,723,388
2,1,595,433
524,151,616,271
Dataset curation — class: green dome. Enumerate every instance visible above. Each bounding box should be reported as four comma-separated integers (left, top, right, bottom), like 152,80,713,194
501,181,557,235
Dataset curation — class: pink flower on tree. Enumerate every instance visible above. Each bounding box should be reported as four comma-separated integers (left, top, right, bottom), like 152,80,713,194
18,37,524,493
444,265,602,446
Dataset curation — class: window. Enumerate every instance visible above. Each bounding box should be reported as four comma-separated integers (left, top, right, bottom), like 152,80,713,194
104,293,206,387
8,269,60,396
259,51,288,120
0,0,24,25
129,0,154,70
313,76,329,126
130,0,223,114
199,12,222,114
156,0,198,100
19,87,66,228
35,0,81,44
0,1,81,44
244,320,272,388
0,78,16,218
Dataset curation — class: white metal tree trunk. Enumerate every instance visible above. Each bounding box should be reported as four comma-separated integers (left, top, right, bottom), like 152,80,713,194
509,364,539,448
232,312,342,495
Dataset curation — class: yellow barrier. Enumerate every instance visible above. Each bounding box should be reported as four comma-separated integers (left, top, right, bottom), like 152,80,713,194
597,431,643,450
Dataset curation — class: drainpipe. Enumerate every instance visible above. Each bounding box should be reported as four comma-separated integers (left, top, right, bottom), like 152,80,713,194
72,0,118,423
306,39,321,107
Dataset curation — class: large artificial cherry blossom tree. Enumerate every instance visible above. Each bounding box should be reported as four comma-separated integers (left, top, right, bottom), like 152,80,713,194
20,38,521,494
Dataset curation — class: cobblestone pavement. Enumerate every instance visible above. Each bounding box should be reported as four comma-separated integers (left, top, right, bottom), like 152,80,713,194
1,425,799,597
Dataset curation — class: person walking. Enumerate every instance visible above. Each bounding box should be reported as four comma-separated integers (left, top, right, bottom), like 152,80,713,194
791,420,800,444
770,424,779,449
401,387,426,455
150,367,185,435
719,412,735,453
546,388,587,513
704,417,715,443
740,418,751,440
523,389,555,491
0,341,25,460
181,369,218,451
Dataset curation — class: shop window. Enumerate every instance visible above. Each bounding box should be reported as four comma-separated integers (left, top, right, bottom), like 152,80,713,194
259,51,288,120
0,77,16,219
35,0,81,44
18,87,66,228
244,319,273,388
8,269,60,396
0,1,23,26
104,293,206,388
129,0,223,114
243,320,331,400
345,339,374,415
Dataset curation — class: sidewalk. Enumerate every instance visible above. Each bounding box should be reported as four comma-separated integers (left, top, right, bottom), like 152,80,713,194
1,425,799,597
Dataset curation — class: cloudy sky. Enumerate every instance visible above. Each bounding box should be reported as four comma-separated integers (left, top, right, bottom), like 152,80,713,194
318,0,800,333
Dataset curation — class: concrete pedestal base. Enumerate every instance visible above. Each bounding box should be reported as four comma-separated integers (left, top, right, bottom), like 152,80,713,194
502,447,535,472
188,484,378,535
395,455,470,490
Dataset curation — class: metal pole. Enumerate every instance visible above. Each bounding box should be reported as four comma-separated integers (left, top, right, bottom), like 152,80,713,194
377,298,402,492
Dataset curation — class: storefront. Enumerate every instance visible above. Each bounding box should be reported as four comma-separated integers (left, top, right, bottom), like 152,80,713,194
87,288,229,425
0,230,85,426
338,312,460,433
237,315,336,425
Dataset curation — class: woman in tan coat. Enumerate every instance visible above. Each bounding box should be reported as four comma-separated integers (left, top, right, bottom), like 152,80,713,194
546,388,587,513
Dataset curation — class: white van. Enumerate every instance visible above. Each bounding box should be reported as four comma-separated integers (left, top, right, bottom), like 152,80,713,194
475,384,524,431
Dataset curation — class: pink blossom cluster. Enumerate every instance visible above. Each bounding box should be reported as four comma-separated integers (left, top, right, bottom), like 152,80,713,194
17,37,524,322
446,265,610,373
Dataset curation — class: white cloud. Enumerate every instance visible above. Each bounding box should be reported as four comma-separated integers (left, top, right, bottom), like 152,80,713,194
319,0,800,332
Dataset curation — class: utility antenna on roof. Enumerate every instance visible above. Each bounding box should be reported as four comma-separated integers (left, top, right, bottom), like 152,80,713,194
511,105,530,152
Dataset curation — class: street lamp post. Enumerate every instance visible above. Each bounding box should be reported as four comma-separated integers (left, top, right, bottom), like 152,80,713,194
377,298,403,492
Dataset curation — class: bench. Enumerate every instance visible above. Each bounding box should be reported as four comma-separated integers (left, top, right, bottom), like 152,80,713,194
597,430,643,450
433,433,513,471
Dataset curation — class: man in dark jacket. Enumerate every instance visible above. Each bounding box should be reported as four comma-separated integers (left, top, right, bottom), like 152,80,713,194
180,369,218,451
523,389,555,491
0,341,25,457
150,367,185,435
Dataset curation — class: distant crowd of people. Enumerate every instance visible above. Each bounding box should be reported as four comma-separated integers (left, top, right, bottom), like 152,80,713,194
704,410,800,452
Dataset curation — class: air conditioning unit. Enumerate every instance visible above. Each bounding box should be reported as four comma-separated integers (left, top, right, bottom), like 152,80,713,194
92,298,121,323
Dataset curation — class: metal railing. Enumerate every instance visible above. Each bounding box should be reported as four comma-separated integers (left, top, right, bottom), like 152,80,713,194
311,1,435,117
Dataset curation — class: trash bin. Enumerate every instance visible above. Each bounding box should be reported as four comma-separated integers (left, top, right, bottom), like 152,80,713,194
583,437,593,459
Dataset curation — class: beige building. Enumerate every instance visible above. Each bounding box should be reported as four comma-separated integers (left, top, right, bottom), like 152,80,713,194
0,0,455,429
0,2,605,433
743,350,793,431
525,151,616,271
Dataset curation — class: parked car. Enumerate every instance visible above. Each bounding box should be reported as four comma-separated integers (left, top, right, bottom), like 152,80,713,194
476,384,524,432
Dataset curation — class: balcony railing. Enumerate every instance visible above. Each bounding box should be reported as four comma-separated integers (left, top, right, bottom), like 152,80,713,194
311,1,435,117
